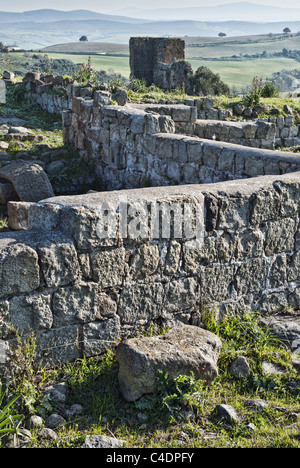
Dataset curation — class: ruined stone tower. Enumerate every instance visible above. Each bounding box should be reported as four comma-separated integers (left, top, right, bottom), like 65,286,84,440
129,37,193,93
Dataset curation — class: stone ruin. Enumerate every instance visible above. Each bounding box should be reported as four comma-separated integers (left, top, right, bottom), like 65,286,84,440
129,37,194,93
0,38,300,375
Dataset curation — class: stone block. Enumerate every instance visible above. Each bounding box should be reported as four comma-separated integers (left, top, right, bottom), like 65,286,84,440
144,113,160,135
250,188,281,224
281,127,289,138
217,195,249,230
289,125,299,137
130,115,145,134
37,237,79,288
163,240,181,276
82,315,121,357
94,91,112,107
288,251,300,282
285,115,294,127
0,160,54,202
217,148,235,172
244,156,265,177
264,218,295,256
201,264,234,303
202,143,221,168
90,247,125,288
116,324,222,401
0,240,39,298
235,258,267,296
128,244,160,280
4,292,52,336
72,96,84,115
164,277,199,313
184,232,235,273
34,325,80,368
7,201,33,230
52,282,99,327
119,282,164,324
235,228,264,260
171,107,194,123
268,254,287,289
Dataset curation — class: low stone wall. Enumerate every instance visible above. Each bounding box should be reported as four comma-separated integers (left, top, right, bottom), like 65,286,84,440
1,173,300,368
63,97,300,190
194,120,276,150
24,82,96,115
262,115,300,148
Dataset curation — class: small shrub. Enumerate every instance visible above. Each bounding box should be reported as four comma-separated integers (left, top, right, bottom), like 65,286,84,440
261,80,280,98
73,56,97,84
243,76,263,107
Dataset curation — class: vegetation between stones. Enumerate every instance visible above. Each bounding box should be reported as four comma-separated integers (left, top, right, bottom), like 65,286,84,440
1,311,299,448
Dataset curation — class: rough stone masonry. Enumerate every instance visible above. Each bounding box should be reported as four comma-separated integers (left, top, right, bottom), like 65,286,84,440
129,37,193,93
1,172,300,369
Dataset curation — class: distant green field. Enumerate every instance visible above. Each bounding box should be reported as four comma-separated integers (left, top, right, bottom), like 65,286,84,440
45,52,130,78
45,53,300,91
42,42,129,55
189,57,300,90
185,35,300,59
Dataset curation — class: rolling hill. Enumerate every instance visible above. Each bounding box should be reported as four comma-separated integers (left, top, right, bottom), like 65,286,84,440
1,7,300,49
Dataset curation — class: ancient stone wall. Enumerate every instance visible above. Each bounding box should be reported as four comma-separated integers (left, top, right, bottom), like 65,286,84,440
23,80,300,149
2,79,300,370
63,96,300,191
1,172,300,369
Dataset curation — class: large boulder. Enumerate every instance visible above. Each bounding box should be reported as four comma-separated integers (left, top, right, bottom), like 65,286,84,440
116,324,222,402
0,160,54,202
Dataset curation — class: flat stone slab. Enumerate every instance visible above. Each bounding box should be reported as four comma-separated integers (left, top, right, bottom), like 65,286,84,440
116,324,222,402
0,160,54,202
128,103,197,122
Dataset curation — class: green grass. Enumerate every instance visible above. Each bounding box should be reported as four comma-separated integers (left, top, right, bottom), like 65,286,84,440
2,311,299,448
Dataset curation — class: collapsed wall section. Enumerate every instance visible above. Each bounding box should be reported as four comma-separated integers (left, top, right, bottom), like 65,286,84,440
1,174,300,369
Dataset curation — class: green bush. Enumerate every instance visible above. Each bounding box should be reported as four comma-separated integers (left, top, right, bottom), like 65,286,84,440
261,80,280,98
243,76,263,107
192,66,230,96
73,56,97,84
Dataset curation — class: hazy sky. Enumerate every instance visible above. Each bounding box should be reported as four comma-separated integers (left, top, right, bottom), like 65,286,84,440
2,0,300,13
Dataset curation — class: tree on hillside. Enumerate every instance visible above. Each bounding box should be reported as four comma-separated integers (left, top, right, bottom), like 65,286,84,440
283,27,291,35
79,36,88,42
218,32,227,37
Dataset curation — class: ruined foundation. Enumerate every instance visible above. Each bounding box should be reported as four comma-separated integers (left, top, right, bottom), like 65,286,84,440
1,45,300,369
